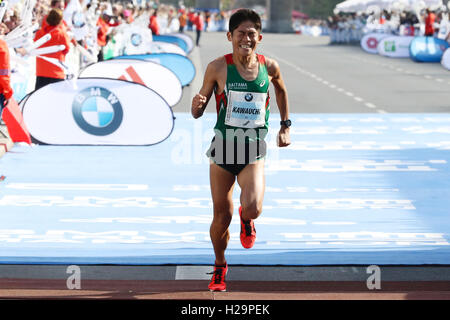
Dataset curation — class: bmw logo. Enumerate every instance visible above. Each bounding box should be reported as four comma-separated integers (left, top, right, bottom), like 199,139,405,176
245,93,253,102
131,33,142,47
72,11,86,28
72,87,123,136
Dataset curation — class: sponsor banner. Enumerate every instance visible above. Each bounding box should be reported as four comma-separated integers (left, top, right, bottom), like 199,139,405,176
79,59,182,106
410,37,450,63
114,53,195,87
150,41,186,56
360,33,390,54
121,26,153,56
168,32,194,53
153,35,189,53
377,36,414,58
442,48,450,70
22,78,174,145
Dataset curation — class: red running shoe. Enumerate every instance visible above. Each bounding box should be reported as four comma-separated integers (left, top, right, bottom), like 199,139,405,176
239,206,256,249
208,264,228,292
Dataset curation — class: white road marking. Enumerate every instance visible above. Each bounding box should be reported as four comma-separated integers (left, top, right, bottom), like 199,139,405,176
5,183,148,191
175,266,213,280
263,51,387,113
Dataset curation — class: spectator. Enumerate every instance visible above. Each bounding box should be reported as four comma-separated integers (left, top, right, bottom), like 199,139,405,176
96,9,120,61
425,9,436,37
187,9,195,31
0,37,13,117
194,11,204,47
205,11,211,31
149,9,160,35
179,9,187,33
34,9,71,90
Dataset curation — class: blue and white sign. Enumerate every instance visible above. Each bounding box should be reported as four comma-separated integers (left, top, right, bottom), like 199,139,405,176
153,35,189,53
150,41,186,56
22,78,174,145
410,37,450,63
79,59,183,106
114,53,195,86
168,32,194,53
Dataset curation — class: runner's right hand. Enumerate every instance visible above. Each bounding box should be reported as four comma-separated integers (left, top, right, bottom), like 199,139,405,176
191,93,207,118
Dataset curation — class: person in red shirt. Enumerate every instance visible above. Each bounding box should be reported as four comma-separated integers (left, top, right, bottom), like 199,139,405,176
187,10,195,31
96,12,120,61
194,11,204,46
34,9,71,91
41,0,68,30
149,9,160,35
425,9,436,36
0,38,13,116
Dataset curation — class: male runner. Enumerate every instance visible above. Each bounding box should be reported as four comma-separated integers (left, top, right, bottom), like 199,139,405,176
191,9,291,292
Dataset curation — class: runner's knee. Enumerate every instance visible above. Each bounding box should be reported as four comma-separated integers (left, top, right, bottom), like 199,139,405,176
212,203,233,225
241,201,262,220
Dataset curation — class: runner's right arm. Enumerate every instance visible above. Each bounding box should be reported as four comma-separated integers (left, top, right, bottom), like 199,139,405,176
191,60,220,119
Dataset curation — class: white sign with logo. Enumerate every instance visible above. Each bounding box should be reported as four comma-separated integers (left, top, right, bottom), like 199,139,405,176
22,78,174,145
121,26,153,56
361,33,390,54
377,36,414,58
79,59,182,106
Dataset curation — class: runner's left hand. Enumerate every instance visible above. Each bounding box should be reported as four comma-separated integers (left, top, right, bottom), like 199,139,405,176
277,127,291,147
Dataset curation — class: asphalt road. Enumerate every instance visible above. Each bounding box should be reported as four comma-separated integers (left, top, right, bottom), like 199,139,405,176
176,31,450,115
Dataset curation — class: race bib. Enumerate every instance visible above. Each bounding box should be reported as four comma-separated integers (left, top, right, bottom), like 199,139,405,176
225,90,267,129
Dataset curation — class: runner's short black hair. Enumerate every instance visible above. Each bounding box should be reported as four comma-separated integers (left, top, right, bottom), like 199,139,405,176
229,8,262,34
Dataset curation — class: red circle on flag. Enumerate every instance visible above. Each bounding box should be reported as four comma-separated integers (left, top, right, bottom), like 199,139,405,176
367,38,378,49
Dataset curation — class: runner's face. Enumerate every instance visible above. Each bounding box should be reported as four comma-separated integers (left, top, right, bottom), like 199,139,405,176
228,21,262,57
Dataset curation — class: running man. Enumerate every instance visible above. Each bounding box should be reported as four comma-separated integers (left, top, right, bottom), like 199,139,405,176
191,9,291,292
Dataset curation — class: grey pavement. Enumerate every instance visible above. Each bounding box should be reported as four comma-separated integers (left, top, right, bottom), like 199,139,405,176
175,32,450,115
1,265,450,282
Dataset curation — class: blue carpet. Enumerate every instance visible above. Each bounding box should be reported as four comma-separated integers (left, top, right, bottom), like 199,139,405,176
0,113,449,265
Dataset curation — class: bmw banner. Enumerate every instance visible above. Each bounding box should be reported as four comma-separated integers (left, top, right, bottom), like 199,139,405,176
22,78,174,145
121,26,153,56
79,59,182,107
